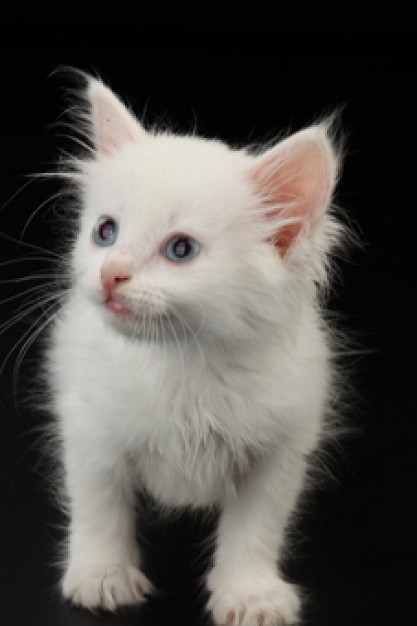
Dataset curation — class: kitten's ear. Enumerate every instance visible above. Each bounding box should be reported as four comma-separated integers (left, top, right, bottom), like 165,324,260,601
250,124,338,256
88,79,145,155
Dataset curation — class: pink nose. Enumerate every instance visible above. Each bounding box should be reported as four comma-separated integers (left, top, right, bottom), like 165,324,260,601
101,260,132,293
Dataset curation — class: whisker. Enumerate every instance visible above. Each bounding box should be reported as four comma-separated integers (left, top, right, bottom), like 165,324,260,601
150,310,157,349
0,177,38,212
143,308,149,344
0,273,67,285
132,308,142,340
0,231,62,259
0,284,57,306
166,303,207,377
140,311,153,372
11,302,61,396
155,316,165,396
30,169,85,184
165,311,186,395
0,302,44,336
1,297,61,377
13,282,66,310
0,256,62,269
154,308,158,348
19,190,67,243
145,310,152,350
0,291,64,335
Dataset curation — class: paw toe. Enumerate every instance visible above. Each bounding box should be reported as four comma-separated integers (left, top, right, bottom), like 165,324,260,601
63,563,153,611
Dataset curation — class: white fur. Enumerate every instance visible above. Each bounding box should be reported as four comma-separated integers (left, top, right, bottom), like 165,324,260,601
47,77,344,625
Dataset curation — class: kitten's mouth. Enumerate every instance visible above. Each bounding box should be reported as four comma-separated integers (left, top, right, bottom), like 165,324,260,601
104,295,135,318
102,293,171,331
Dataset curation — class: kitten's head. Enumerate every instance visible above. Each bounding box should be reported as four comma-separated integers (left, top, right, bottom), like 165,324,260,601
67,77,341,345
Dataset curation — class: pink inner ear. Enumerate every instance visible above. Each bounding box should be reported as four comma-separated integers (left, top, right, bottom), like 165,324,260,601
266,217,303,255
251,129,336,256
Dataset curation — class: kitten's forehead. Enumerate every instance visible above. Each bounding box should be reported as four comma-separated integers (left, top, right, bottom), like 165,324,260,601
138,133,249,187
86,132,253,233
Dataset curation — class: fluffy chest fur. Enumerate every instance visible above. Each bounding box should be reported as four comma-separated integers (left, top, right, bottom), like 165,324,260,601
51,296,326,508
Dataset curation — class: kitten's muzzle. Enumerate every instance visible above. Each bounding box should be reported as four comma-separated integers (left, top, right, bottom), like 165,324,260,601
101,257,135,317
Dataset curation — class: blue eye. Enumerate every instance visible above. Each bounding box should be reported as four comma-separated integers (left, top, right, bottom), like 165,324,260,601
164,235,202,263
92,216,119,247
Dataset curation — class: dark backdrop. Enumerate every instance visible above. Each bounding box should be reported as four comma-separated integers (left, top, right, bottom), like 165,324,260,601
0,15,416,626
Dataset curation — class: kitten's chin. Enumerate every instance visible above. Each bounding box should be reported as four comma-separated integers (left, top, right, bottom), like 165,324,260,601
100,296,164,339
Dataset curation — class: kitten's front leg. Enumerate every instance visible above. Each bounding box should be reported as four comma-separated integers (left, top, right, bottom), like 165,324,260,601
61,427,152,611
207,450,306,626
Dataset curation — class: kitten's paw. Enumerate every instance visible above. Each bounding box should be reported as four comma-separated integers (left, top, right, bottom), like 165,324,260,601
207,574,300,625
62,563,153,612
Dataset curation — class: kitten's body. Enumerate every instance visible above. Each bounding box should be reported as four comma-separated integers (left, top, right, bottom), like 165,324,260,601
47,76,344,625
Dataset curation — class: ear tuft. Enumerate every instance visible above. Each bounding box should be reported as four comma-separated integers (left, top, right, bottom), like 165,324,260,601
87,79,145,156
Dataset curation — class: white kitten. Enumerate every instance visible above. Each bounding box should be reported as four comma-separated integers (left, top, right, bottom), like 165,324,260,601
47,76,344,625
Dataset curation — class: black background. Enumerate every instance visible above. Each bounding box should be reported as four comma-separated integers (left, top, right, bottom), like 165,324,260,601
0,13,416,626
